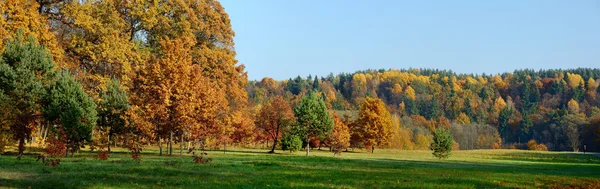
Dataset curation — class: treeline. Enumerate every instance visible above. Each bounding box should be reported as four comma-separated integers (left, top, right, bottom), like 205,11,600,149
247,68,600,152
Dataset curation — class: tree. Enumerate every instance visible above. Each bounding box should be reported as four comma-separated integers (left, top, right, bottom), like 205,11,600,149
0,31,56,158
568,99,580,114
130,37,225,156
355,97,393,152
293,92,334,156
0,0,61,60
430,127,453,159
456,113,471,125
43,71,98,157
97,79,130,152
563,114,585,152
42,0,248,153
330,113,351,155
405,85,416,100
255,96,295,153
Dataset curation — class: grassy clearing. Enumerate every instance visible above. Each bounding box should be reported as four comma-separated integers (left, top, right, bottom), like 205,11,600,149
1,147,599,189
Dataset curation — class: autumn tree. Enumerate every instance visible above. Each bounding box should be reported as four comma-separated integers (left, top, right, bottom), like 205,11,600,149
130,37,225,156
0,0,61,60
293,92,334,156
255,96,295,153
330,113,351,156
355,97,393,152
0,31,56,158
43,71,98,157
37,0,249,149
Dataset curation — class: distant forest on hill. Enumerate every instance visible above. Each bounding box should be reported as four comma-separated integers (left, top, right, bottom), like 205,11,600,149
247,68,600,151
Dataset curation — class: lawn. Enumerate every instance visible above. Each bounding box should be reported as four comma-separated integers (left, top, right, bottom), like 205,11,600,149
1,147,599,189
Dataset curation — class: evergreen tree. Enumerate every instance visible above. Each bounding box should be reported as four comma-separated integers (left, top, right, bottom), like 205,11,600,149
293,92,334,156
498,107,512,141
97,79,130,152
464,97,473,120
44,71,98,156
430,127,453,159
0,31,56,158
313,75,320,90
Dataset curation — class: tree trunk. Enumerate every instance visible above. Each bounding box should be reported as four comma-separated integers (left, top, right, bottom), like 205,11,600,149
43,124,49,143
17,137,26,159
107,133,111,152
159,137,163,156
180,133,183,156
269,139,277,153
305,137,310,156
223,141,226,154
169,131,173,156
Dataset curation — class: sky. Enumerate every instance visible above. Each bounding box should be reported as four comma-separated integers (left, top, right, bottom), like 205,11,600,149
219,0,600,81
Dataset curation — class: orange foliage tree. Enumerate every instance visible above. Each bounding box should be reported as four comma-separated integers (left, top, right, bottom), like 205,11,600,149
255,96,295,153
330,113,351,155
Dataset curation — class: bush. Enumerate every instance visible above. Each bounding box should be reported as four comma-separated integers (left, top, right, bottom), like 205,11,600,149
527,140,548,151
193,152,212,164
280,134,303,152
97,150,110,160
452,141,460,151
430,127,453,159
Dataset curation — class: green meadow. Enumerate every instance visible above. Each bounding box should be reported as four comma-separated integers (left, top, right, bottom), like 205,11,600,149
1,148,599,189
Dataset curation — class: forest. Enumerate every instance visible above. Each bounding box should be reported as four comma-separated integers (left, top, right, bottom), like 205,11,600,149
1,0,600,161
248,68,600,152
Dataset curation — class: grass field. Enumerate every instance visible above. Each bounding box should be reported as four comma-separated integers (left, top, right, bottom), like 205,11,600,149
1,147,599,189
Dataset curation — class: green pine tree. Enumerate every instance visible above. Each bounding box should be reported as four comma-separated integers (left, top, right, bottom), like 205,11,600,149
293,92,334,156
43,71,98,157
0,30,56,158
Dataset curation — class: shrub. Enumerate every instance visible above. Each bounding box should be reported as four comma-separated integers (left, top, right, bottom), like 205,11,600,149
97,150,110,160
452,141,460,151
193,152,212,164
280,134,303,152
527,140,548,151
430,127,453,159
38,128,67,167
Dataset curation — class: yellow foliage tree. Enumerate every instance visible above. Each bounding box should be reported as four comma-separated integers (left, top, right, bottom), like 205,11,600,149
355,97,393,151
566,73,584,89
568,99,580,114
493,97,507,112
390,116,414,150
456,113,471,125
0,0,61,59
414,134,431,150
405,85,416,100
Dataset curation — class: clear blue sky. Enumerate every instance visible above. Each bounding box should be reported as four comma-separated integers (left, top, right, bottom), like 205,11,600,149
219,0,600,81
